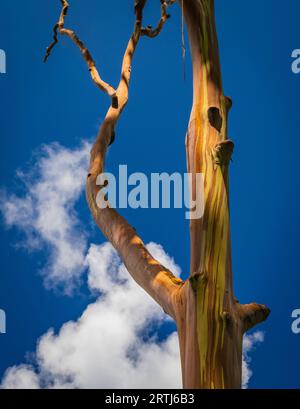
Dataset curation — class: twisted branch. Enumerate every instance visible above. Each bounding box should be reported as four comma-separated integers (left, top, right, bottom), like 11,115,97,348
86,0,183,319
141,0,176,38
44,0,117,106
44,0,182,318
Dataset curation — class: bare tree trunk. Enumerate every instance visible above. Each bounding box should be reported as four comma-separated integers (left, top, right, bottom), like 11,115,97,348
172,0,269,389
45,0,270,389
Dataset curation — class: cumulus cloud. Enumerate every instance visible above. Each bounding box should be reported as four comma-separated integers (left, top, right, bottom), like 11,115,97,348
0,142,91,293
1,366,40,390
0,241,264,389
242,331,265,389
0,140,265,389
1,242,182,389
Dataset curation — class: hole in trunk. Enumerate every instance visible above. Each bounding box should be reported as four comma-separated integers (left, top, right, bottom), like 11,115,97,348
208,107,223,132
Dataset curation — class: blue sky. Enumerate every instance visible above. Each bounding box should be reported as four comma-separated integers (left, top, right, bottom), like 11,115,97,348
0,0,300,388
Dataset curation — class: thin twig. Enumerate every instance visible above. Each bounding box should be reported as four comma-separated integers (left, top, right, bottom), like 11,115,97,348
141,0,175,38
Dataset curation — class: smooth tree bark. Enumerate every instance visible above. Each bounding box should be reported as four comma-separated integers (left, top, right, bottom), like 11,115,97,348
45,0,270,389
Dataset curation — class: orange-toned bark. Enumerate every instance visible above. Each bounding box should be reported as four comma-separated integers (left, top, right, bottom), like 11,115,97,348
45,0,270,389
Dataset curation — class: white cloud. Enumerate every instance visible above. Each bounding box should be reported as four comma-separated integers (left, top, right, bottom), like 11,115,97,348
0,140,265,389
0,142,91,293
242,331,265,389
1,365,40,389
1,242,182,389
0,240,264,389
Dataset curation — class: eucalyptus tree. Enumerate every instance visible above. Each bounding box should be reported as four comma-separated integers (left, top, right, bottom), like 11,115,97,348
44,0,270,389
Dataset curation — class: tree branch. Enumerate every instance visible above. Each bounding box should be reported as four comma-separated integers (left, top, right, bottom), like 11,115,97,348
43,0,117,106
44,0,182,318
86,1,184,319
141,1,176,38
86,187,183,318
239,302,270,332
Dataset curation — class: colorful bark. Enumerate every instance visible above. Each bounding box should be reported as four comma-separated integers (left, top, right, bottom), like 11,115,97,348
45,0,270,390
174,0,269,388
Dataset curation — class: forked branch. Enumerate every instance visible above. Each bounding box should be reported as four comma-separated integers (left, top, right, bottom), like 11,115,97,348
141,0,176,38
45,0,182,318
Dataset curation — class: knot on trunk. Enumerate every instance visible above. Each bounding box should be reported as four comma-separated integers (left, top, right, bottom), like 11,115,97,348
189,271,208,292
240,303,271,332
212,140,234,166
224,96,233,112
